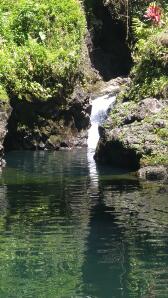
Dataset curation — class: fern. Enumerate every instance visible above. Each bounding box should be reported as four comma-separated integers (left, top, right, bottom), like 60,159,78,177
132,17,152,40
132,17,163,62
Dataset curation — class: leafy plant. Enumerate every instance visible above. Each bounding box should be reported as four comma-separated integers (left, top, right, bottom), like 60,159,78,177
0,0,86,102
123,0,168,101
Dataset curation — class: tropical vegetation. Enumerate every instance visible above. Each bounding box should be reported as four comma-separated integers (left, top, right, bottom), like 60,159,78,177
128,1,168,100
0,0,86,102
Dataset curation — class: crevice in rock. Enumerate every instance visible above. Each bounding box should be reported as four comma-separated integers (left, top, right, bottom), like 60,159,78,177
94,140,141,171
84,0,132,81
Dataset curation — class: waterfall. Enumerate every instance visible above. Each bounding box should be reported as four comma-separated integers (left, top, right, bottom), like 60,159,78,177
87,93,116,151
87,93,116,185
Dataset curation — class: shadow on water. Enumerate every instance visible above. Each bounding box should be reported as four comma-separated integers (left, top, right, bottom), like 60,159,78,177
0,149,168,297
84,156,168,298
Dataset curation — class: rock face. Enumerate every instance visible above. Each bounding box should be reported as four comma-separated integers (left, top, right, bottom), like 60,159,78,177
84,0,132,81
0,102,11,168
5,87,91,151
95,91,168,180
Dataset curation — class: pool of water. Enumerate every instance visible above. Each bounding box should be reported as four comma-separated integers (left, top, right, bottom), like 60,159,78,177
0,149,168,298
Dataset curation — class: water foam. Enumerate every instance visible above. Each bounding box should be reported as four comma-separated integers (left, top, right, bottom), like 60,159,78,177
87,94,116,150
87,93,116,186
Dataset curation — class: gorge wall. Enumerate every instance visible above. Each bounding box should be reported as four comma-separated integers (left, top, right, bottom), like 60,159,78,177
84,0,132,81
95,29,168,181
1,0,167,181
0,101,11,168
4,87,91,151
1,0,131,155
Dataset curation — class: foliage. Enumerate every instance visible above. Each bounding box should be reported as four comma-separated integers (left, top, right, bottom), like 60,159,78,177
128,44,168,100
125,1,168,101
0,84,9,101
102,0,168,19
0,0,86,102
85,0,168,36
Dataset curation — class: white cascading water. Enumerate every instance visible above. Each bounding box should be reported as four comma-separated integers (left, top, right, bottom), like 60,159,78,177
87,93,116,185
87,93,116,151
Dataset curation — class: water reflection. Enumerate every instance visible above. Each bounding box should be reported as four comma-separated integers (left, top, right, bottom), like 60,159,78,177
0,150,91,297
0,150,167,297
85,155,168,298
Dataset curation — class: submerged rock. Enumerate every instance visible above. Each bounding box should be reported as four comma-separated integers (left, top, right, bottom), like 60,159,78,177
102,178,168,231
138,166,168,181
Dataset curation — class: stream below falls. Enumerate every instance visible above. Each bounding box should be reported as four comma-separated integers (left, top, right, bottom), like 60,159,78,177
0,95,168,298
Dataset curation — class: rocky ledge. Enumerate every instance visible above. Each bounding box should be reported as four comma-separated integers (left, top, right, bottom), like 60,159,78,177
0,102,11,169
5,86,91,151
95,87,168,181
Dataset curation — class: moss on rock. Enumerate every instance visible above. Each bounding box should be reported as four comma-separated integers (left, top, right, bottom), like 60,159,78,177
95,90,168,179
95,23,168,181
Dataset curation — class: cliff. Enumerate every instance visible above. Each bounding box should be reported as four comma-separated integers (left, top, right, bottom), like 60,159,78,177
0,99,11,169
0,0,96,151
95,28,168,180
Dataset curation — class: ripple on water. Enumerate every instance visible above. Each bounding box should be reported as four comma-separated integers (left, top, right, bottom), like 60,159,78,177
0,150,167,298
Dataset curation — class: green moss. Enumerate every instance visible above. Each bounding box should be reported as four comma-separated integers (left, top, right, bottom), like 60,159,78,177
140,109,168,167
155,127,168,140
48,135,62,144
109,100,138,127
0,0,86,102
141,153,168,167
0,85,9,102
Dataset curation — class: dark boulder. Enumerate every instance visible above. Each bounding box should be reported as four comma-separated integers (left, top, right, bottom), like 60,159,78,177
0,101,12,168
4,86,91,151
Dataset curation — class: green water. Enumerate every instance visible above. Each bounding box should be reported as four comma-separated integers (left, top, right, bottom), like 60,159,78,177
0,149,168,298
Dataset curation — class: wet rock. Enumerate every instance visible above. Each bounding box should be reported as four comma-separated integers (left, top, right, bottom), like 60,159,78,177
138,166,168,181
0,102,12,168
5,86,91,151
95,88,168,180
92,77,130,98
